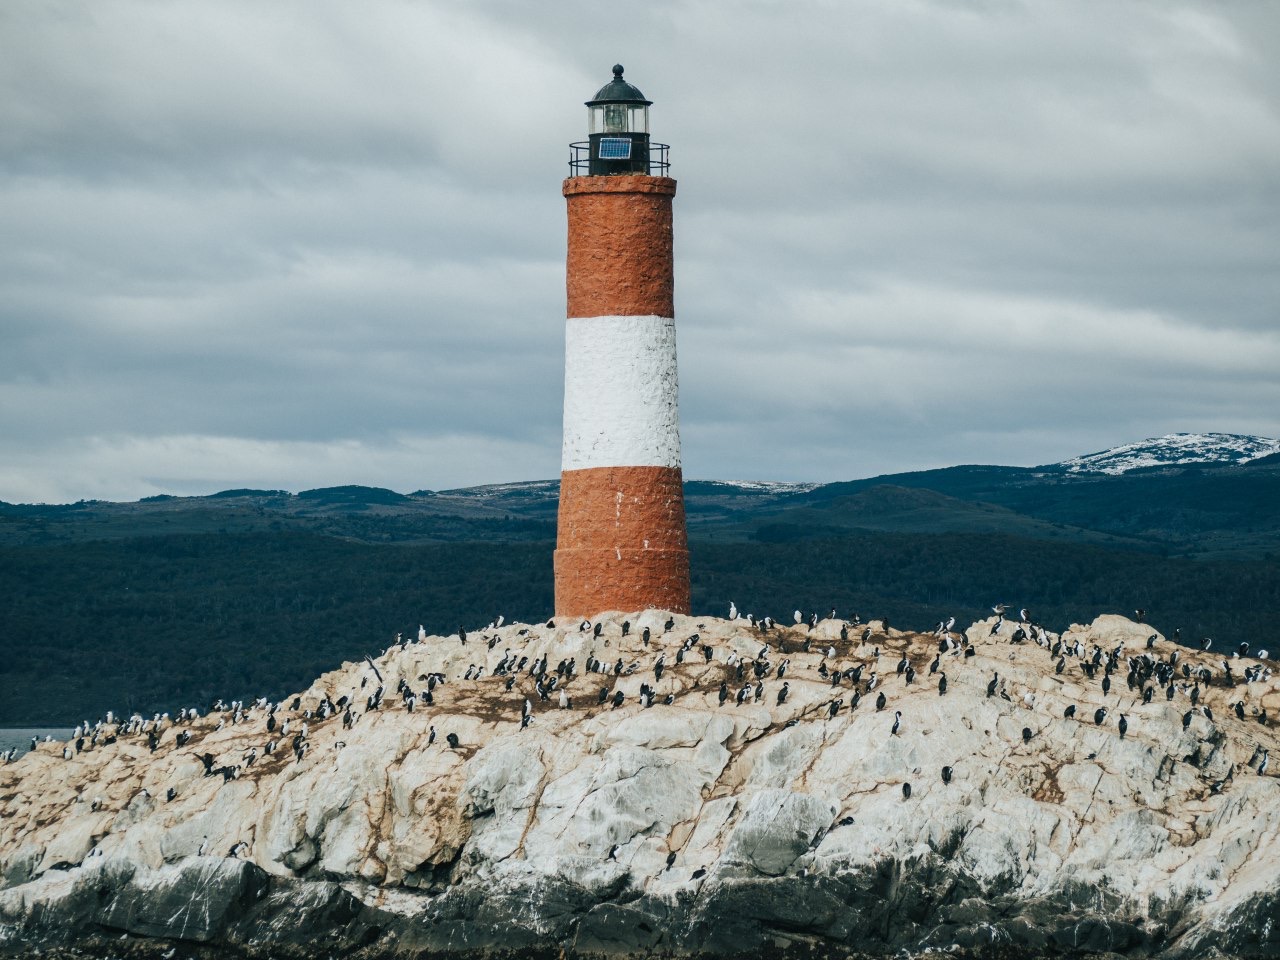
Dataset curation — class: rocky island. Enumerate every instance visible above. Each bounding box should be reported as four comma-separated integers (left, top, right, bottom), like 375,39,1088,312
2,611,1277,959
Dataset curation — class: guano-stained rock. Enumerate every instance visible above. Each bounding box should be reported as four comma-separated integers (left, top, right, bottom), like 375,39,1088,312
1,611,1278,958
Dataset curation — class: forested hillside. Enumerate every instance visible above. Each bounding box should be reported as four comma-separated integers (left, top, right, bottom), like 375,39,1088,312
3,528,1276,724
5,441,1278,723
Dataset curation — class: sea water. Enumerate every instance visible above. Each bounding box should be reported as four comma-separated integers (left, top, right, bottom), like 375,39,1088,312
0,727,74,754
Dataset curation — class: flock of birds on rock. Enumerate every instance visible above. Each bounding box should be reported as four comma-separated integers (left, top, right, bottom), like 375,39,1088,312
4,603,1275,872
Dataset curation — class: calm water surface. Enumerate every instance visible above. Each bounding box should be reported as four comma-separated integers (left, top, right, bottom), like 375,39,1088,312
0,727,73,753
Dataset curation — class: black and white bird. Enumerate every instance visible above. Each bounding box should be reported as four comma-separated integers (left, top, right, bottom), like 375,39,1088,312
891,711,902,735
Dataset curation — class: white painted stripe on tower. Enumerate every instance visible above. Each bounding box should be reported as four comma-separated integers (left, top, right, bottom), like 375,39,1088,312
562,314,682,471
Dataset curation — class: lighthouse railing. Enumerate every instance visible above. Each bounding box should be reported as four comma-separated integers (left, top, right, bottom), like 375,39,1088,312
568,142,670,177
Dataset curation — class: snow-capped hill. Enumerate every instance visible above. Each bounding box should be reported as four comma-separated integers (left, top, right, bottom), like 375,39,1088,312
430,480,560,499
1056,433,1280,475
691,479,821,494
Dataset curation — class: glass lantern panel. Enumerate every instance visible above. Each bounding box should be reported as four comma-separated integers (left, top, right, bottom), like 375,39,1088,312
603,104,628,133
588,105,604,135
628,105,649,133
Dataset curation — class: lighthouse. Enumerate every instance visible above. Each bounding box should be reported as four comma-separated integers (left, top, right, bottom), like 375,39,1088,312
555,65,690,619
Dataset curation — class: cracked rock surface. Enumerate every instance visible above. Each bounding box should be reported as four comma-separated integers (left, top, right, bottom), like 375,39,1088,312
2,611,1278,958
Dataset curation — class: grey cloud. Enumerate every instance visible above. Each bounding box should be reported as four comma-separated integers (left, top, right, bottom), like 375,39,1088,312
1,0,1277,502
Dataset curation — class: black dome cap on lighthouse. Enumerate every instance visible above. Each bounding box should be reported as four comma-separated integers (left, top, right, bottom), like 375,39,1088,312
587,65,652,106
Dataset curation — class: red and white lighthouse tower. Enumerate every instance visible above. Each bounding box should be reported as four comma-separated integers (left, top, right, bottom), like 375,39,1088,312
555,65,690,619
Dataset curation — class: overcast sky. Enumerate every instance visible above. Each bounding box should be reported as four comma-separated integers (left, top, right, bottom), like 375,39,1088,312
2,0,1277,503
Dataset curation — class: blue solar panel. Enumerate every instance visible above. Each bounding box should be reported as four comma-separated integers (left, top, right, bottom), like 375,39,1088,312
598,138,632,160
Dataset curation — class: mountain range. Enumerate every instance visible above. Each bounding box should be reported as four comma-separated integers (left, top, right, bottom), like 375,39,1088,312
2,432,1277,724
4,432,1277,560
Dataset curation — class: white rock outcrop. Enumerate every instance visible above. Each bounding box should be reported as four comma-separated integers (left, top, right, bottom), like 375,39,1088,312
1,612,1277,958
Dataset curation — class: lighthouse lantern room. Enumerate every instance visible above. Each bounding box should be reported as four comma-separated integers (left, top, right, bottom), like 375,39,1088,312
571,65,669,177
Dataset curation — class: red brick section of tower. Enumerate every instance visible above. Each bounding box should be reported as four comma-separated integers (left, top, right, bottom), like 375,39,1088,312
555,66,690,619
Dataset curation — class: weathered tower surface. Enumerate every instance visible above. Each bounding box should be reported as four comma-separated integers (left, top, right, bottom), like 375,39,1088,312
555,66,690,619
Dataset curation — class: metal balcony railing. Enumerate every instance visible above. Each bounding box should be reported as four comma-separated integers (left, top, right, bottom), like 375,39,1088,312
568,141,671,177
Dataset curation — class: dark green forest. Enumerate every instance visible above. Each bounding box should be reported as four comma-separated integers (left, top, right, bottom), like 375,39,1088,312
3,528,1276,724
